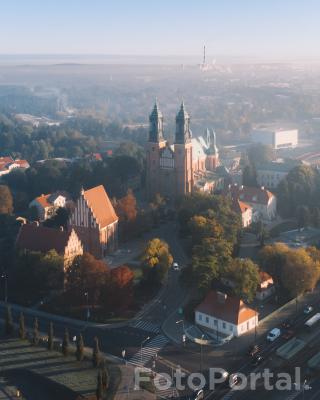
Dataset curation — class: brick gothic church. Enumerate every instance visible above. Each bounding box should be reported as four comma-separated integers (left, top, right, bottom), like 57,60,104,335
146,101,220,200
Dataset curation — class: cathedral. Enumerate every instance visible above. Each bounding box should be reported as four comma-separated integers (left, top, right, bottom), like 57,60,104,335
146,101,220,201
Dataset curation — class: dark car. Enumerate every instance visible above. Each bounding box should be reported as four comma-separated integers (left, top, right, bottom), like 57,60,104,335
281,320,293,330
252,355,263,366
248,344,261,357
282,329,294,340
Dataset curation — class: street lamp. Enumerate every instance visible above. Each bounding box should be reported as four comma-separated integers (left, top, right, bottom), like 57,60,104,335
140,336,150,367
1,273,8,303
200,334,205,373
176,319,185,345
84,292,89,321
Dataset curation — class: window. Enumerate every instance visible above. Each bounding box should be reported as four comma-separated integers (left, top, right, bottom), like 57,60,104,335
229,325,233,332
214,319,218,326
205,316,209,323
222,322,226,329
199,314,202,321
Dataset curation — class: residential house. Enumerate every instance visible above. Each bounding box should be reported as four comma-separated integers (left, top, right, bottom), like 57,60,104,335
195,290,258,338
0,157,30,177
256,271,275,301
232,199,252,227
29,192,71,221
16,223,83,270
226,184,277,222
69,185,118,259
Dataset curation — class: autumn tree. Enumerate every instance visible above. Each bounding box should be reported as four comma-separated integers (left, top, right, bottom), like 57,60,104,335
223,258,260,302
67,253,109,306
102,265,134,311
188,215,224,245
0,185,13,214
258,242,289,288
101,362,110,391
141,238,173,284
96,370,103,400
281,248,320,297
115,189,137,223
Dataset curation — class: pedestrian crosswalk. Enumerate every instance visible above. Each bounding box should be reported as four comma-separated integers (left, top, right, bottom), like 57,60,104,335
132,320,161,334
128,334,169,366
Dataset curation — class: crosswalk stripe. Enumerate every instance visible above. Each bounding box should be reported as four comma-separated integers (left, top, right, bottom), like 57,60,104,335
132,320,161,333
128,335,169,366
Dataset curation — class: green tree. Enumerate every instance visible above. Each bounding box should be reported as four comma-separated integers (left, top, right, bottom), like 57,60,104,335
62,328,69,356
92,337,102,367
223,258,260,302
19,312,25,340
5,306,14,336
0,185,13,214
258,243,289,288
48,322,54,351
76,334,84,361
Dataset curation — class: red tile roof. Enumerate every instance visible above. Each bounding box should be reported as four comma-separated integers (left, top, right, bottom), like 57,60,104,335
232,199,252,214
227,184,274,205
16,224,74,255
34,194,52,208
196,290,257,325
83,185,118,228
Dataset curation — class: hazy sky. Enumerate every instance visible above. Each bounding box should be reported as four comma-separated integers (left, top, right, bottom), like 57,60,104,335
1,0,319,59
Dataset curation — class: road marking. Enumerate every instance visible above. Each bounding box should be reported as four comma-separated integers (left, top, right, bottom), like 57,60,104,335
131,320,161,334
128,335,169,367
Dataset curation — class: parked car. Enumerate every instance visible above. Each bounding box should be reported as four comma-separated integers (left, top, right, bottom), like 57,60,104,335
267,328,281,342
248,344,261,357
282,330,294,340
252,355,263,366
304,305,313,314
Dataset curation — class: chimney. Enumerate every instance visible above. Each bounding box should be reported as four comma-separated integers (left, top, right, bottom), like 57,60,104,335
217,291,227,304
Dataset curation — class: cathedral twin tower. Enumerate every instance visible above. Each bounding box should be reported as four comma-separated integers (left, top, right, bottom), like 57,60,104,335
146,101,219,200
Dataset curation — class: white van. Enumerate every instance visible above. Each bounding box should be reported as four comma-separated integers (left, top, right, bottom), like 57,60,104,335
267,328,281,342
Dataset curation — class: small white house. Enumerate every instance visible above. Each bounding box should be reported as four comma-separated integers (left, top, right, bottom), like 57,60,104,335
195,290,258,338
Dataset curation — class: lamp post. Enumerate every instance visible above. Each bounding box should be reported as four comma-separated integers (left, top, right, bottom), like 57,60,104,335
200,334,205,373
1,273,8,303
176,319,185,345
84,291,89,321
140,336,150,367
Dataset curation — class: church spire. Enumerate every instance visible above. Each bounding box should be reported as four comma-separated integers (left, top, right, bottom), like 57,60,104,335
149,100,164,142
175,101,191,144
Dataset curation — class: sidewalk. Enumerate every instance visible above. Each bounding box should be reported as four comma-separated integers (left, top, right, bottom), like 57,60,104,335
115,364,156,400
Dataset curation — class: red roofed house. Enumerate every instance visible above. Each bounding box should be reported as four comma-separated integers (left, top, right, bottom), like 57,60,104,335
256,271,275,301
29,192,70,221
227,184,277,222
16,223,83,270
195,290,258,337
232,199,252,227
69,185,118,258
0,156,30,177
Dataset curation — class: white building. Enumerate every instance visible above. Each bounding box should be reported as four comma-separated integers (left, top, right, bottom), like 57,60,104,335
195,291,258,338
256,161,299,189
252,125,298,149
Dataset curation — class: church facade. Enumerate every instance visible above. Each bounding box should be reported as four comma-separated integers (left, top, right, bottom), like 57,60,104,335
146,101,220,200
